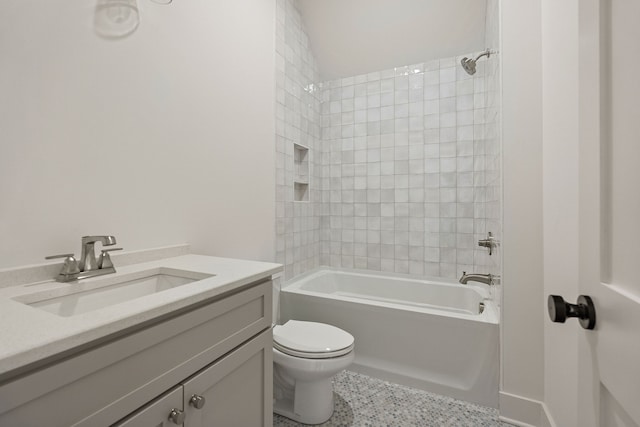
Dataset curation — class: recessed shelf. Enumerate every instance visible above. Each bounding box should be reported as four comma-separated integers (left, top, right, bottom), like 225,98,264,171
294,143,310,202
294,182,309,202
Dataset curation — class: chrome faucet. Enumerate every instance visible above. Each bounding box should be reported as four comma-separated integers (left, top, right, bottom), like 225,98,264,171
46,235,122,282
80,235,116,271
459,272,500,286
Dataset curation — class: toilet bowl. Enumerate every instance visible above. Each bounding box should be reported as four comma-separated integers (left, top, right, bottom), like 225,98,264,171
272,320,354,425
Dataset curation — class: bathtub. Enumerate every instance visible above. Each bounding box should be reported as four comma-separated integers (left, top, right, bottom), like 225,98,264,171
279,268,499,408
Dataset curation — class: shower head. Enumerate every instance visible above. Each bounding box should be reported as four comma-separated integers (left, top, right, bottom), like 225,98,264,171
460,50,492,76
461,57,477,75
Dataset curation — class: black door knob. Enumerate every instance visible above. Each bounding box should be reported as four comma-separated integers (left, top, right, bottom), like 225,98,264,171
548,295,596,330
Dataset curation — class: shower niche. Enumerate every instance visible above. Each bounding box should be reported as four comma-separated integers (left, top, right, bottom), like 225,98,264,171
293,143,309,202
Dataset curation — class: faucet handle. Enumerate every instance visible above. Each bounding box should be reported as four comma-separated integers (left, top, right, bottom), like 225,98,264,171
45,254,81,276
97,248,122,269
478,232,499,256
45,253,75,260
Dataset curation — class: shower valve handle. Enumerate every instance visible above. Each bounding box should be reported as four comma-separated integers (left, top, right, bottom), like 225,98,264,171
478,232,499,256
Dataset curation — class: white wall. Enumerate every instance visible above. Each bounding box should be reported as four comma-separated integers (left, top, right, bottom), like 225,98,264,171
298,0,487,80
502,2,584,426
501,0,545,419
541,1,579,426
0,0,275,269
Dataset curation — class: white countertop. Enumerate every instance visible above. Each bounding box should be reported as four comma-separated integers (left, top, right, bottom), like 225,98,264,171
0,254,282,381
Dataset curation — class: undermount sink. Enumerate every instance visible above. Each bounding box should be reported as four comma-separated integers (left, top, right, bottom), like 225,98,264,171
15,268,214,317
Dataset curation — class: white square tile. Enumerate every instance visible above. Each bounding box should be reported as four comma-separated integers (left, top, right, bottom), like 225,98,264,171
409,73,424,89
440,82,456,98
395,189,409,203
355,96,367,110
380,119,395,135
395,75,409,89
425,100,439,115
440,67,456,83
457,156,474,172
367,108,381,122
381,105,395,120
424,114,439,129
424,262,440,276
457,94,474,111
381,259,395,272
395,90,409,104
440,112,457,128
409,88,423,103
381,92,395,107
424,129,439,143
354,83,367,96
425,70,440,85
394,103,409,118
367,71,381,81
394,174,409,189
456,79,474,95
341,85,355,99
409,101,423,117
440,158,457,173
367,80,381,94
458,110,474,126
440,97,456,113
368,94,381,108
424,84,439,100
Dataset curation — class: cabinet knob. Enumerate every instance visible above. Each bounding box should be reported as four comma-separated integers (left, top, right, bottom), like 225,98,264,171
168,408,186,425
189,394,206,409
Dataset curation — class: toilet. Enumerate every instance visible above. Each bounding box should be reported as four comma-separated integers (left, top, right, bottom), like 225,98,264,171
272,320,355,425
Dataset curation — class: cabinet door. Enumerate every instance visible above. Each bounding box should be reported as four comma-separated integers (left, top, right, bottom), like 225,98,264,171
112,386,184,427
182,330,272,427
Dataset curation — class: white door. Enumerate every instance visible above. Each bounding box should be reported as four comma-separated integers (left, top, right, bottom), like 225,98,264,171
576,0,640,425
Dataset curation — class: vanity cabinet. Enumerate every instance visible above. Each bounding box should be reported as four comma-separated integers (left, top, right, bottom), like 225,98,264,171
0,279,273,427
114,330,271,427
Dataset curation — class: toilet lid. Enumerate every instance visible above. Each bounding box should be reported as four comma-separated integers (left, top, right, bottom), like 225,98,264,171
273,320,354,359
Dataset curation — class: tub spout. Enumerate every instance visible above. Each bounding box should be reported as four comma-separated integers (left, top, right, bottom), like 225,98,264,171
459,272,500,286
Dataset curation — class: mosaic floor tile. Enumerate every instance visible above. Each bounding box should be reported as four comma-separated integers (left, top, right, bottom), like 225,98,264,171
273,371,514,427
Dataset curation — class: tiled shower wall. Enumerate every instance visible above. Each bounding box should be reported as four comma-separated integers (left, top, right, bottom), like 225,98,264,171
276,0,501,281
275,0,322,280
481,0,502,297
318,53,500,279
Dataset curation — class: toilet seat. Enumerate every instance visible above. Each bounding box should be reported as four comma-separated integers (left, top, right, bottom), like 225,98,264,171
273,320,354,359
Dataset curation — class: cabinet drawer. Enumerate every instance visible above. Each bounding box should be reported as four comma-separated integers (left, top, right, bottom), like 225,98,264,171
0,280,271,427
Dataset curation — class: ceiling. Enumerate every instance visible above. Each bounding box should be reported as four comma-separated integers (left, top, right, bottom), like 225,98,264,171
298,0,487,81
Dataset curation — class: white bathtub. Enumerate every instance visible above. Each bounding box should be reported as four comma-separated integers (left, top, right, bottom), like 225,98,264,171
280,268,499,408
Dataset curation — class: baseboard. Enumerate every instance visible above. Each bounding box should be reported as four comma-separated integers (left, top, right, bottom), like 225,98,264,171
499,392,557,427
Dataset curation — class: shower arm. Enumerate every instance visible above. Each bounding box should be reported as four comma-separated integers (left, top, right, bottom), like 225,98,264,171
474,50,491,62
